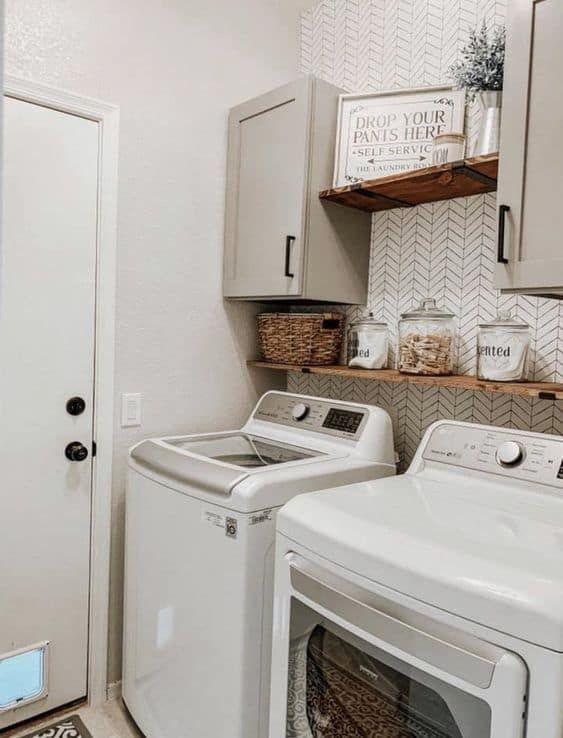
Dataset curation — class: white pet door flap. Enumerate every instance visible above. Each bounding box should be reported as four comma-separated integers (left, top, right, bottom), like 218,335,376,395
0,643,49,713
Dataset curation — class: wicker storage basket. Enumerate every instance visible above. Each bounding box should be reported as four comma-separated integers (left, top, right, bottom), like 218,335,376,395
257,312,344,365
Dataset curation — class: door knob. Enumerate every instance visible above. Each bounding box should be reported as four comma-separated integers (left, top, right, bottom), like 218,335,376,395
66,396,86,416
65,442,89,462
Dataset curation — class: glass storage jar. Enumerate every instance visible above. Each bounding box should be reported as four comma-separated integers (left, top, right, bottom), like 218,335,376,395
348,316,388,369
398,298,456,375
477,311,531,382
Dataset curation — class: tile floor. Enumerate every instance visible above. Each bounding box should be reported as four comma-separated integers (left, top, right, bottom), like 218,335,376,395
5,699,143,738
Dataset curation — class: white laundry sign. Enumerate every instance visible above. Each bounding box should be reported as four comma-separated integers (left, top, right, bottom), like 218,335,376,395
334,86,465,186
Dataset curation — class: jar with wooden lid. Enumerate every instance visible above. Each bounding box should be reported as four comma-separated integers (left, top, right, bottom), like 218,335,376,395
477,311,531,382
398,298,456,375
348,315,389,369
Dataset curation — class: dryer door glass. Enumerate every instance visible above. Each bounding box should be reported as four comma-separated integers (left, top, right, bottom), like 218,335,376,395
286,609,492,738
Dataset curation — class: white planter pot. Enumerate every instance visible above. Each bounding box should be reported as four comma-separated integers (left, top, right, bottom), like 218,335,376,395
474,91,502,156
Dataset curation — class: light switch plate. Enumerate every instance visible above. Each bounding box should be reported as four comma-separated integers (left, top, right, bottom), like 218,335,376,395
121,393,142,427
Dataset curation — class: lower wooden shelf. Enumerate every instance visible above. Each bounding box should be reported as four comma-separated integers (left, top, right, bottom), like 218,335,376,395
248,361,563,400
319,154,498,213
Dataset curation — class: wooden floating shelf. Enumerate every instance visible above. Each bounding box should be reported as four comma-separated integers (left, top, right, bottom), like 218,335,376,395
319,154,499,213
248,361,563,401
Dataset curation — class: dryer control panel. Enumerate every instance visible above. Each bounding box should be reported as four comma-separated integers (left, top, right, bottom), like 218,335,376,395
423,423,563,487
253,393,368,440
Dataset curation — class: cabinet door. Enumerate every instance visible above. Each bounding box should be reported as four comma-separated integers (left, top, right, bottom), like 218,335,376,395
224,78,311,298
495,0,563,295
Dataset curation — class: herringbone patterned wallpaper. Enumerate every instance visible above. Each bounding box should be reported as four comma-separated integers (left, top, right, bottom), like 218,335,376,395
289,0,563,467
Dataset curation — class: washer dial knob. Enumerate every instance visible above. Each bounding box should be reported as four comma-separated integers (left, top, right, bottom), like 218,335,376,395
496,441,524,467
291,402,310,421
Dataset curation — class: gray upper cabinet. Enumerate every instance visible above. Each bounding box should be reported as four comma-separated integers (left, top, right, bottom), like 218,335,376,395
223,76,371,303
495,0,563,297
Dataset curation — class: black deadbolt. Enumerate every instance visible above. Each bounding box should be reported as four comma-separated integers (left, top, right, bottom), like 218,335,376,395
67,396,86,416
65,442,89,462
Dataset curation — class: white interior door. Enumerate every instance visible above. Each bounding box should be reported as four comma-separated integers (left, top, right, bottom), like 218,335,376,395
0,96,99,728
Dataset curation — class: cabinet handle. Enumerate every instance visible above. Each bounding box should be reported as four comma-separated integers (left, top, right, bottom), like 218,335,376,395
285,235,295,278
497,205,510,264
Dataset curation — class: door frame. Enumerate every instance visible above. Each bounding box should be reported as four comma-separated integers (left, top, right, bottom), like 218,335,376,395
3,76,119,707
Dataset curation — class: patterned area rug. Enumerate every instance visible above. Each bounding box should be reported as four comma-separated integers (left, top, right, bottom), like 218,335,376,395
19,715,92,738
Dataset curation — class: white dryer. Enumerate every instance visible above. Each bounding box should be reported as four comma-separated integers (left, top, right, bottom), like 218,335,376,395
270,420,563,738
122,391,395,738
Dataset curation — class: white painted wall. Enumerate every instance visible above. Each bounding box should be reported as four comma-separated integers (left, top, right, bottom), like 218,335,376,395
5,0,307,683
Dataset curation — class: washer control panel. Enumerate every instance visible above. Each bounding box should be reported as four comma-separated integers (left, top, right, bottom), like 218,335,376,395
254,393,368,440
423,423,563,487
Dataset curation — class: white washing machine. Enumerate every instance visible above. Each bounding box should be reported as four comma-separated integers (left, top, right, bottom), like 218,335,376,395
122,391,395,738
269,420,563,738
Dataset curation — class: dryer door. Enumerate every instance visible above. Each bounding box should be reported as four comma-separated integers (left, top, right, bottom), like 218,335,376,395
275,554,528,738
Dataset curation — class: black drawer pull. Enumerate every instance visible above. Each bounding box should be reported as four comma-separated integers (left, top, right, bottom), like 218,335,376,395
285,235,295,278
497,205,510,264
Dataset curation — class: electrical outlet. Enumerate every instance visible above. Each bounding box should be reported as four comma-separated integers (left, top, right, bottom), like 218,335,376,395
121,393,142,427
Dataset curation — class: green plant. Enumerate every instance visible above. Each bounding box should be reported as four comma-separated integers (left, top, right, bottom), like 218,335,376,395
449,22,506,102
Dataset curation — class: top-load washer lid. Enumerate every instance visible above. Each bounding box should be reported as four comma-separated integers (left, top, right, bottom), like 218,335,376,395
278,473,563,651
166,433,320,468
130,431,329,498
